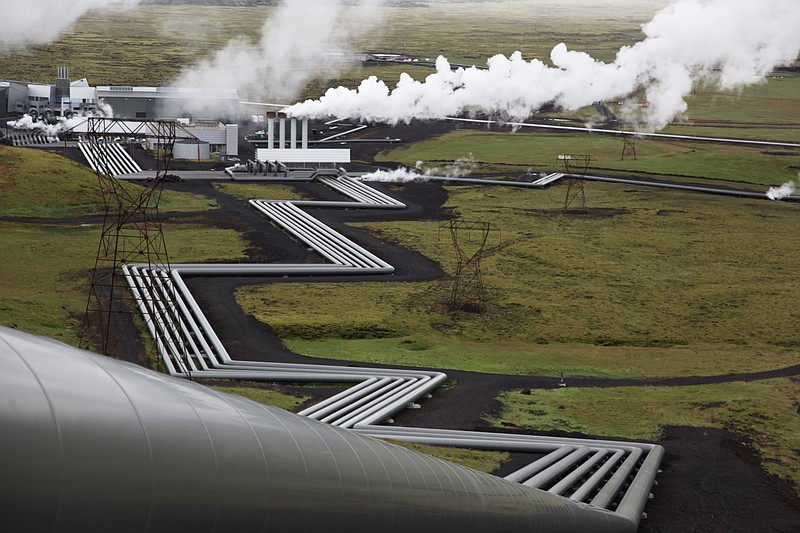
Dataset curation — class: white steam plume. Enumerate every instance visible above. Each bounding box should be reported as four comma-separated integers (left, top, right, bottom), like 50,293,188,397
358,156,476,183
418,155,477,178
6,101,114,137
358,167,429,183
766,179,796,201
288,0,800,130
0,0,142,54
169,0,385,117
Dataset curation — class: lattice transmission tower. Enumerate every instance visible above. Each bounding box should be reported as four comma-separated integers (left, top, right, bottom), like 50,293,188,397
621,135,637,160
79,118,183,362
440,220,500,312
559,154,593,212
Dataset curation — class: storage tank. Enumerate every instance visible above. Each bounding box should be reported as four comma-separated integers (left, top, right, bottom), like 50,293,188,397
173,139,210,160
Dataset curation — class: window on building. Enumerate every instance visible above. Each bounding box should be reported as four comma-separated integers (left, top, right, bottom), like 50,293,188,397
135,112,146,118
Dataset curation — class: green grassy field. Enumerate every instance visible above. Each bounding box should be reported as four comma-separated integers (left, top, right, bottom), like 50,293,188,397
0,147,246,346
374,129,800,186
0,146,219,217
213,181,309,201
0,1,667,87
238,181,800,379
0,220,246,345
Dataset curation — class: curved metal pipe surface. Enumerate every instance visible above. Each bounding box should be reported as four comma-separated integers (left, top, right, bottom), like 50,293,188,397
0,327,634,533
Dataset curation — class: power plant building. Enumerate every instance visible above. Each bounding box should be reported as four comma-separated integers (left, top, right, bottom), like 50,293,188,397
255,112,350,167
1,67,240,122
2,68,240,156
95,86,240,120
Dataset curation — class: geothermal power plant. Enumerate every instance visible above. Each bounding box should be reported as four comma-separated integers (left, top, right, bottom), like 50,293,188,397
2,0,799,530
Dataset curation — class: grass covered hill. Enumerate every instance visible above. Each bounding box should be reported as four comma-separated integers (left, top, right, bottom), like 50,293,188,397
0,1,667,88
0,146,245,345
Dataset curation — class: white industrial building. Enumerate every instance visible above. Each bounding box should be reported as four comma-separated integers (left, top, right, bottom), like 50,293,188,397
176,120,239,158
1,68,99,118
255,113,349,168
2,68,240,157
95,86,239,121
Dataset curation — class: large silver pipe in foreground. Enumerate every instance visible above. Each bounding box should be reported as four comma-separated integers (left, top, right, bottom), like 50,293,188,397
0,327,633,533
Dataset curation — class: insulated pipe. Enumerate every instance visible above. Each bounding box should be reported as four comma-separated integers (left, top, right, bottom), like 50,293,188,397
354,433,588,454
318,124,368,142
320,179,378,204
298,377,385,418
549,449,609,496
591,447,644,509
358,373,448,427
122,265,173,372
361,425,653,453
251,201,391,269
302,118,308,150
571,450,626,503
289,200,406,210
261,202,371,267
151,270,210,371
355,425,644,456
276,161,288,176
0,327,637,533
169,264,390,275
155,270,218,369
523,446,593,488
615,444,665,523
267,116,274,149
445,116,800,148
319,177,389,204
332,179,403,207
260,201,373,267
333,377,423,428
278,116,285,149
136,270,190,371
321,378,410,425
133,273,183,369
255,202,351,265
316,175,408,206
505,446,576,483
290,118,297,150
170,270,233,364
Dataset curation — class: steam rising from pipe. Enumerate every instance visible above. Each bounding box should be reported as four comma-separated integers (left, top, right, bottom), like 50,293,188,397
169,0,384,116
288,0,800,130
766,178,797,200
358,156,475,183
358,168,429,183
6,101,114,137
0,1,143,54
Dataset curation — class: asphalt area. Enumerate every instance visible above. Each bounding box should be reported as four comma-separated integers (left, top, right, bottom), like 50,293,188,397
64,120,799,531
